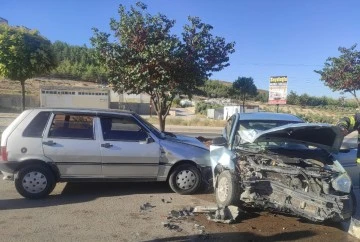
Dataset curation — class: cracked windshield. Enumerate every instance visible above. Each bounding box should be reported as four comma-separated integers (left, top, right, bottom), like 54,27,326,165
1,1,360,241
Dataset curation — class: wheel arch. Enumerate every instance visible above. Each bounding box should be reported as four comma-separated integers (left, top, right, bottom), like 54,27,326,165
166,160,201,182
15,160,60,181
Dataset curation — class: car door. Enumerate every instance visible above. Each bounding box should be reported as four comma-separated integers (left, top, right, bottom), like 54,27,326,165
98,115,160,178
42,112,102,178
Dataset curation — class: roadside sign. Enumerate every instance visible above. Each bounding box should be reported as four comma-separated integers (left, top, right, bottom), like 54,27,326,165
268,76,288,105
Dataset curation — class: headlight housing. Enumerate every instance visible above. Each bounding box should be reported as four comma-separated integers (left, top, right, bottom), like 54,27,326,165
332,173,352,193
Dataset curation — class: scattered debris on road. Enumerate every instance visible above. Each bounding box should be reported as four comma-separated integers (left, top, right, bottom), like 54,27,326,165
193,205,240,224
161,197,172,203
140,202,156,212
161,222,183,232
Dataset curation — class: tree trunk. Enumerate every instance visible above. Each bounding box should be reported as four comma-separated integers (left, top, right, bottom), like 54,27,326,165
349,91,360,108
158,113,166,132
20,80,26,111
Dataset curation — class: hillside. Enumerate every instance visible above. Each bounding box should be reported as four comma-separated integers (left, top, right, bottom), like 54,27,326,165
0,78,100,96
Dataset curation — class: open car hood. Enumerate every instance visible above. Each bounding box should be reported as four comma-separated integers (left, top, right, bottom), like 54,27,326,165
238,123,344,153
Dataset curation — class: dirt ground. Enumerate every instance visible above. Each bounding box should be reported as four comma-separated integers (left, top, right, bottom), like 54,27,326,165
0,173,357,242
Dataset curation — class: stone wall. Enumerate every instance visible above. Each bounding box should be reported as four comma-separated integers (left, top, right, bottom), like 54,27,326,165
0,94,39,110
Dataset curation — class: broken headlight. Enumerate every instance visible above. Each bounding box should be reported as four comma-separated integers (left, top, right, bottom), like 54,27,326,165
332,173,352,193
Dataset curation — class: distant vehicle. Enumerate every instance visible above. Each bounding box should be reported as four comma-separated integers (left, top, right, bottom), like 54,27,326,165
211,112,354,222
0,108,211,198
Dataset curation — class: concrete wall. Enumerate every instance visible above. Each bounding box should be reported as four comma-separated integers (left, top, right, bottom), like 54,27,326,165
0,94,39,110
110,90,151,103
207,108,224,120
119,103,152,115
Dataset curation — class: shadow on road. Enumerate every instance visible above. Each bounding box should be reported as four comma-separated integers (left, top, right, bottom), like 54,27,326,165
0,181,173,210
145,230,317,242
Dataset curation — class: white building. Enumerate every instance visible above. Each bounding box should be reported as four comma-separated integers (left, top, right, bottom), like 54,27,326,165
40,86,109,109
223,105,259,120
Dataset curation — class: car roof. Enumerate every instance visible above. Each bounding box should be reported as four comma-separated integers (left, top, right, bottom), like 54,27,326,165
28,107,135,116
237,112,304,122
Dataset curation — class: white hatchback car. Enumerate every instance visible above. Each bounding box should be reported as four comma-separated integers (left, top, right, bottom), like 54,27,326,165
0,108,211,198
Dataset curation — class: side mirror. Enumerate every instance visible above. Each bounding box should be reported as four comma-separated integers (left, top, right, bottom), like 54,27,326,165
212,136,228,147
146,137,155,144
139,136,155,144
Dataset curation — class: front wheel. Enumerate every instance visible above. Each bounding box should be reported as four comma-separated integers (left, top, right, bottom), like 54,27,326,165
169,164,201,195
215,170,239,207
15,165,56,199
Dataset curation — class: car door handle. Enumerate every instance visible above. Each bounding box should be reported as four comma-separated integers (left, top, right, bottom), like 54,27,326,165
43,140,56,146
101,143,113,148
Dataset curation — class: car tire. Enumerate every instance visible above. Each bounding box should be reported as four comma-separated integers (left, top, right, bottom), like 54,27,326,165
169,164,201,195
15,164,56,199
215,170,239,207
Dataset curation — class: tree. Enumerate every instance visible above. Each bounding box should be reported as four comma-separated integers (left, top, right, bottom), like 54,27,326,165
230,77,257,110
199,80,231,98
0,25,56,110
315,44,360,107
50,41,108,83
91,2,235,131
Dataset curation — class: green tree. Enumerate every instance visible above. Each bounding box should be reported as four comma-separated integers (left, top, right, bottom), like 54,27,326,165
315,44,360,107
50,41,108,83
287,91,299,105
0,25,56,110
200,80,231,98
230,77,257,109
91,2,235,131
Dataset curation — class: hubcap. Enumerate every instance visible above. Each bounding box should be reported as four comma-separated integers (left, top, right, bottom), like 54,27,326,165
22,171,47,194
176,170,196,190
217,176,229,202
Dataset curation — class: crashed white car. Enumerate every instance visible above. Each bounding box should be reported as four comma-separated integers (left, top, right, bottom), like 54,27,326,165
211,112,354,222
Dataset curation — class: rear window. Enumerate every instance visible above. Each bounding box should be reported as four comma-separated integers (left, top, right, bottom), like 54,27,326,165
23,112,51,137
48,114,94,139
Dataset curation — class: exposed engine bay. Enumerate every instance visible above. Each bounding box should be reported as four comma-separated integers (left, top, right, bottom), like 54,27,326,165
214,145,354,222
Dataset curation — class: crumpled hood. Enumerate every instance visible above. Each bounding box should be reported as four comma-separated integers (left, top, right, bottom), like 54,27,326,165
166,134,208,150
239,123,344,153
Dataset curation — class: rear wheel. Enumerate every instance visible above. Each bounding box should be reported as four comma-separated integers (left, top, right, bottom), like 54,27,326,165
215,170,239,206
169,164,201,195
15,165,56,199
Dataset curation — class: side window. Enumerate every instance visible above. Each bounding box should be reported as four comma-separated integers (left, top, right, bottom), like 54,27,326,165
48,114,94,139
225,115,235,140
23,112,51,137
100,116,148,141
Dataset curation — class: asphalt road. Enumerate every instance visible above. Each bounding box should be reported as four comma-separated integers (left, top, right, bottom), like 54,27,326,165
0,174,358,242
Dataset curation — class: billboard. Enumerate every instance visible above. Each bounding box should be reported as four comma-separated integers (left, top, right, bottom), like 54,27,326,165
268,76,288,105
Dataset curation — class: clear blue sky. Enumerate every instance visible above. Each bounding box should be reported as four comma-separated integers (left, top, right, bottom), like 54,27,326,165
1,0,359,98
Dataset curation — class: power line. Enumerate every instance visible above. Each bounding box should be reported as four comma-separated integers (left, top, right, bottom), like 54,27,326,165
237,62,323,67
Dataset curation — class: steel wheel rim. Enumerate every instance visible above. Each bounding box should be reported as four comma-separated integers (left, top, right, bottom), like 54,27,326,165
22,171,47,194
217,176,229,202
176,170,196,190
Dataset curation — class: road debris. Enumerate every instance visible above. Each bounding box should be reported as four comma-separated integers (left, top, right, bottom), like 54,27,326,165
161,198,172,204
162,207,196,233
140,202,156,212
161,222,183,232
168,207,194,219
194,205,240,224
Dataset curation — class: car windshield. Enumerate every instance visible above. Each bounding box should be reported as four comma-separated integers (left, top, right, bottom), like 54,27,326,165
234,120,304,149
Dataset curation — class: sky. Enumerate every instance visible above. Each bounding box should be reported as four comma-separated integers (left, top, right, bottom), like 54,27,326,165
1,0,359,98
